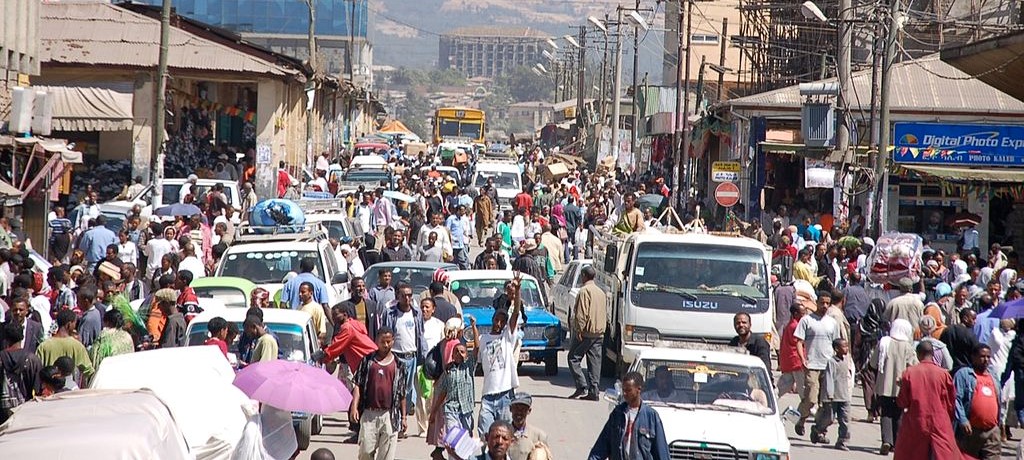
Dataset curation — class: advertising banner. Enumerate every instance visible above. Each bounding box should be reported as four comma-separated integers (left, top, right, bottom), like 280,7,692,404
893,122,1024,166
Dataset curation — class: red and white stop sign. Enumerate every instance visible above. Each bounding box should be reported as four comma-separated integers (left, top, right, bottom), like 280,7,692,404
715,182,740,208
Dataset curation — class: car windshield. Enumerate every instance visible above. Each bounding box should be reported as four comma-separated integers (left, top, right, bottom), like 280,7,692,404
630,243,768,298
342,170,390,183
364,266,445,294
451,278,544,309
474,171,520,189
194,287,248,309
187,322,308,361
637,359,776,414
219,250,321,284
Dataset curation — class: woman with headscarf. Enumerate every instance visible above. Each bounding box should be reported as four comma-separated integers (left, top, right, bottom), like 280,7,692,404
358,233,382,268
918,316,952,370
975,267,995,299
426,317,468,460
922,301,948,339
1000,268,1018,300
859,298,887,423
871,318,918,454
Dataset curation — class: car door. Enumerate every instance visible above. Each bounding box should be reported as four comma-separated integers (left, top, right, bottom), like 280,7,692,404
568,262,591,302
553,262,578,326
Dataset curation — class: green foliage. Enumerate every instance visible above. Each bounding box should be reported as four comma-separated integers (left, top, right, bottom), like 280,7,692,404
501,65,553,103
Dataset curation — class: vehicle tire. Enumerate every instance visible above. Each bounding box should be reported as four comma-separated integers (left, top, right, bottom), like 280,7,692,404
312,414,323,435
544,355,558,376
601,338,619,378
296,419,312,451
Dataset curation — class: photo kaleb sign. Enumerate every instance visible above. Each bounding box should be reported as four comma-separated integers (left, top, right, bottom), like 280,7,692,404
711,161,740,182
893,122,1024,166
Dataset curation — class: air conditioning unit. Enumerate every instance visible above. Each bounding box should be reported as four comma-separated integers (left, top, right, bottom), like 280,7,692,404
9,87,33,134
802,102,835,148
32,90,53,136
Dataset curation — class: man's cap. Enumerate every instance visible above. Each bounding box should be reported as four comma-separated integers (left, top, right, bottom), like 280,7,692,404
511,392,533,407
154,288,177,303
898,277,915,289
187,174,199,182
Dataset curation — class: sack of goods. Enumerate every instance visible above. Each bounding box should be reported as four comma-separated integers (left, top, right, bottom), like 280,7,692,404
866,231,923,285
249,199,306,233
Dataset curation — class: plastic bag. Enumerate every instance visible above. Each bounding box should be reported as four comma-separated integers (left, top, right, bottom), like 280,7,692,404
866,232,923,285
417,366,433,400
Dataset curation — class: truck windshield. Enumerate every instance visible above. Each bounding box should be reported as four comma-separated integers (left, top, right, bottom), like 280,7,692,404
629,242,768,310
637,359,775,413
474,171,520,189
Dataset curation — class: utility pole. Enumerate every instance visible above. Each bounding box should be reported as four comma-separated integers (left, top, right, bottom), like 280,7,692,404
599,17,610,123
575,26,586,149
153,0,171,207
610,8,624,165
630,0,641,167
680,0,694,198
873,0,900,235
836,0,852,164
717,18,728,102
306,0,317,167
670,1,684,209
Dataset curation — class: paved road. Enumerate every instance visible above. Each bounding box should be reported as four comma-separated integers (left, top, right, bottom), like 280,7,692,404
299,243,1022,458
299,350,1021,459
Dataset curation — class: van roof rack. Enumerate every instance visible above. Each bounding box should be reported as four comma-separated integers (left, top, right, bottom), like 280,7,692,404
233,222,328,243
297,198,347,214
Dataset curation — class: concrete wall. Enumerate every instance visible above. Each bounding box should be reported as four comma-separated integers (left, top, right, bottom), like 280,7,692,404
133,73,154,182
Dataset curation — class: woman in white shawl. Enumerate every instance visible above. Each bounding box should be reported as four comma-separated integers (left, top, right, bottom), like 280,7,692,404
1000,268,1018,300
872,319,918,454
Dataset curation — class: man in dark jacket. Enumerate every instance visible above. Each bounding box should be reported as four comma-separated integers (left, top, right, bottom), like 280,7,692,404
1,297,43,352
342,277,379,336
588,372,670,460
0,322,43,423
728,312,772,372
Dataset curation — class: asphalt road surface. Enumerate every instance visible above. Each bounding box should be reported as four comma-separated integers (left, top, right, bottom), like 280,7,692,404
299,244,1023,458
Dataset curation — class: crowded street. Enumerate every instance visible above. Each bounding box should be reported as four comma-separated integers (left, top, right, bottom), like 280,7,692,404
9,1,1024,460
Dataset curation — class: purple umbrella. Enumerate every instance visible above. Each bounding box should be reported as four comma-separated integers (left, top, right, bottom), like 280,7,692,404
232,360,352,414
990,298,1024,319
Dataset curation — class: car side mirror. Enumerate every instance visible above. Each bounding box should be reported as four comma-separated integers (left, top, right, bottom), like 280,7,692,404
332,272,349,285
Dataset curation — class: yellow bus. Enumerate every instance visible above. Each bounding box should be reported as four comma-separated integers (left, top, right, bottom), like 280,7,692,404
433,107,485,144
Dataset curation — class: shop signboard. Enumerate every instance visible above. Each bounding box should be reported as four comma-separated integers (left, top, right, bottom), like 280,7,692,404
804,159,835,188
893,122,1024,166
711,161,740,182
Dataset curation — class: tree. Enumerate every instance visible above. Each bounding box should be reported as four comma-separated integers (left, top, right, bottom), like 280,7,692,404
501,66,553,103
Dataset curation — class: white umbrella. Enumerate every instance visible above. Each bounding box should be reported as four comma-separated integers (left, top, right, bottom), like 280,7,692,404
383,190,415,203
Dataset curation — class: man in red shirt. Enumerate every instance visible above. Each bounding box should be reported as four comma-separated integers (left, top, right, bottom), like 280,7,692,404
204,316,230,359
316,303,377,390
954,344,1001,459
276,161,292,198
174,270,202,324
777,302,805,398
514,187,533,214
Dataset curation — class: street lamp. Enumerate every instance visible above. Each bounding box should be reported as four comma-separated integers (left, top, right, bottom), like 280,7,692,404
588,16,608,34
800,1,828,23
542,50,555,61
534,63,548,74
563,35,581,49
545,38,560,50
626,10,649,31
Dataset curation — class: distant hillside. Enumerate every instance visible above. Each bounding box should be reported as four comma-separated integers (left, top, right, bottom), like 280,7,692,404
369,0,647,69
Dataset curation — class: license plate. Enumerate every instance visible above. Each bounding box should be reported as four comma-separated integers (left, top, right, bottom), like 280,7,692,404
518,351,530,361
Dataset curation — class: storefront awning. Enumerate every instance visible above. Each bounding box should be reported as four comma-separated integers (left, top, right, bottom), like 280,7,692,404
0,180,23,199
901,164,1024,182
36,84,134,132
759,142,874,162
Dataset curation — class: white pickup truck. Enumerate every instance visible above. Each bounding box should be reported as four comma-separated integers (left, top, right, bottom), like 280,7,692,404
608,344,790,460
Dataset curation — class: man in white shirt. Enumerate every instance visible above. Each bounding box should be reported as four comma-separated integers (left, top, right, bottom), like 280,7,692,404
178,174,199,203
144,225,174,282
476,272,524,438
414,298,446,435
76,191,101,233
177,242,206,280
417,211,453,261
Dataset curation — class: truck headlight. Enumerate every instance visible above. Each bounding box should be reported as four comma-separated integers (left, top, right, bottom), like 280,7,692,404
543,326,560,341
624,325,659,344
463,328,476,343
749,452,787,460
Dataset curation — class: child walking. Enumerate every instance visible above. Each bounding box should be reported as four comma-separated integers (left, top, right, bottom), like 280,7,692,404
811,338,855,450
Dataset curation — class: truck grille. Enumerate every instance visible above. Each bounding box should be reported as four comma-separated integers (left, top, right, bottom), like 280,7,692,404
669,441,750,460
523,326,546,340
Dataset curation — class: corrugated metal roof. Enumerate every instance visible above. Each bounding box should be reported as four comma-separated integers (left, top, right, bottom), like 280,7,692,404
39,2,298,78
726,55,1024,115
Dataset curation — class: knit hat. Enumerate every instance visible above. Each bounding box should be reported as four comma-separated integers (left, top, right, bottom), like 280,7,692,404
154,288,177,304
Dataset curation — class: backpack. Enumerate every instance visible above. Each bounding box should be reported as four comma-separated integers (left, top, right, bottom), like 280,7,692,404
0,355,27,410
422,341,446,381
